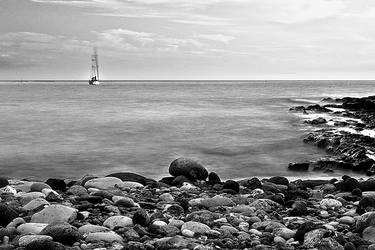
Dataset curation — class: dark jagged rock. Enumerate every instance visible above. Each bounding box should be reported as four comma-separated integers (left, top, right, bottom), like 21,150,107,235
366,165,375,176
207,172,221,185
0,204,18,227
360,179,375,191
352,188,362,197
223,180,239,193
159,177,174,186
268,176,289,186
290,201,308,216
45,178,67,192
40,223,81,245
305,117,327,125
106,172,156,186
288,162,309,171
305,104,331,112
169,158,208,180
336,176,360,192
0,177,8,188
300,179,331,189
357,197,375,215
294,221,317,244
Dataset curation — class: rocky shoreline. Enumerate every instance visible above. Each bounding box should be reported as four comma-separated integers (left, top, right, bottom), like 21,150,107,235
289,95,375,176
1,157,375,250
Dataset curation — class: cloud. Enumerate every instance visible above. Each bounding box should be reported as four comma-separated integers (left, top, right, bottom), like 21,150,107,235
198,34,235,43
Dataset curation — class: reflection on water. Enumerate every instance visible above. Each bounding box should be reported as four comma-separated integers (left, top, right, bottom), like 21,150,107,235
0,80,374,179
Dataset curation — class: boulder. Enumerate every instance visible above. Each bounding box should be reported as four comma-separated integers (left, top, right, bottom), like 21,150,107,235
30,182,51,192
171,175,192,186
303,228,328,248
40,223,81,245
238,177,262,189
320,198,342,210
273,227,296,240
22,198,49,211
112,196,135,207
66,185,88,196
106,172,156,186
317,237,344,250
223,180,240,193
336,176,360,191
0,204,18,227
248,199,282,213
17,223,48,234
84,177,123,190
268,176,289,186
31,205,77,224
132,209,150,227
169,158,208,180
118,181,144,189
356,212,375,232
45,178,66,192
363,226,375,243
18,235,53,247
24,239,65,250
288,162,309,171
0,177,9,188
207,172,221,185
103,216,133,229
18,192,46,205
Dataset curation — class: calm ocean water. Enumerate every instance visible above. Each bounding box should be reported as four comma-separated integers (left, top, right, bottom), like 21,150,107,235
0,80,374,180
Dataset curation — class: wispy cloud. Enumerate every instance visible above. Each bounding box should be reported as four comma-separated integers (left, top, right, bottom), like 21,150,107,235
198,34,235,43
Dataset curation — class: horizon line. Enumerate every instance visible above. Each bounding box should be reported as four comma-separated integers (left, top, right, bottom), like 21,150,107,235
0,79,374,82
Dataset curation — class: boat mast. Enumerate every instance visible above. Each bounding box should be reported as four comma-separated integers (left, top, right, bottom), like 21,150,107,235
94,47,99,81
91,47,99,81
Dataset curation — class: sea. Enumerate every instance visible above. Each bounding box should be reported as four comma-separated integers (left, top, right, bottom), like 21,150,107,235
0,80,374,180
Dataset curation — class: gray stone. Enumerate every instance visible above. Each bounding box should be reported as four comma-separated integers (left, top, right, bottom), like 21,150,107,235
17,223,48,234
181,221,210,234
84,177,123,190
200,195,235,208
18,235,52,247
85,232,124,244
363,226,375,243
169,158,208,180
31,205,77,224
103,216,133,229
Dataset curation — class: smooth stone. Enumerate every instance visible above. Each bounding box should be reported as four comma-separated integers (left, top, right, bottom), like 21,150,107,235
0,204,18,227
22,198,49,211
232,205,256,213
274,227,296,240
19,235,53,247
85,232,124,244
84,177,123,190
152,220,168,227
274,236,286,245
207,172,221,185
220,225,239,234
268,176,289,186
17,223,48,234
249,228,262,236
78,224,110,234
18,192,46,205
356,211,375,232
23,239,65,250
30,182,51,192
168,219,184,228
160,193,174,202
339,216,355,225
40,223,81,245
223,180,240,193
363,226,375,243
179,182,198,191
118,181,144,189
103,216,133,229
31,205,77,224
169,157,208,180
200,195,235,208
112,196,134,207
66,185,88,196
181,221,210,234
238,222,249,231
181,229,195,237
320,198,342,210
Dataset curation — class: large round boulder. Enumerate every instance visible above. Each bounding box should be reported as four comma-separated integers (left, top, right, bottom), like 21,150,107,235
169,158,208,180
40,223,81,245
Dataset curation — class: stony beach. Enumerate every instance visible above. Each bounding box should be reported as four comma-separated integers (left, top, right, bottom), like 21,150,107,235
1,95,375,250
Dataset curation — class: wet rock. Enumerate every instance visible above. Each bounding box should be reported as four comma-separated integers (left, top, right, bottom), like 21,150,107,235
103,216,133,229
30,182,51,192
31,204,77,224
171,175,191,186
317,237,344,250
274,227,295,240
339,216,355,225
78,224,110,234
112,196,135,207
357,196,375,214
0,204,18,227
288,162,309,171
290,201,308,216
320,198,342,210
19,235,53,247
154,235,193,249
84,177,123,190
294,222,316,243
0,177,9,188
66,185,88,196
356,211,375,232
118,181,144,189
169,158,208,180
106,172,156,186
306,117,327,125
360,179,375,191
22,198,49,211
249,199,282,213
207,172,221,185
40,223,81,245
268,176,289,186
45,178,66,192
223,180,240,193
238,177,262,189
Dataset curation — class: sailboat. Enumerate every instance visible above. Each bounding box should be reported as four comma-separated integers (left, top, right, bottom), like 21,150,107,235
89,47,100,85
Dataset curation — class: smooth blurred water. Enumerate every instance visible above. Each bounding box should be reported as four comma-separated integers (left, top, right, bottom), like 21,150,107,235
0,80,374,180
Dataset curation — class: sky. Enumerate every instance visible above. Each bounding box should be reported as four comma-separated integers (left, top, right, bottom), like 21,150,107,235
0,0,375,80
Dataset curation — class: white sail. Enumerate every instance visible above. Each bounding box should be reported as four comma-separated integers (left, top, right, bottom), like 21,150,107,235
89,47,100,85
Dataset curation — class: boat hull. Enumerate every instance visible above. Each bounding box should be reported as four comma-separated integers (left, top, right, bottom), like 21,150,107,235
89,80,100,85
